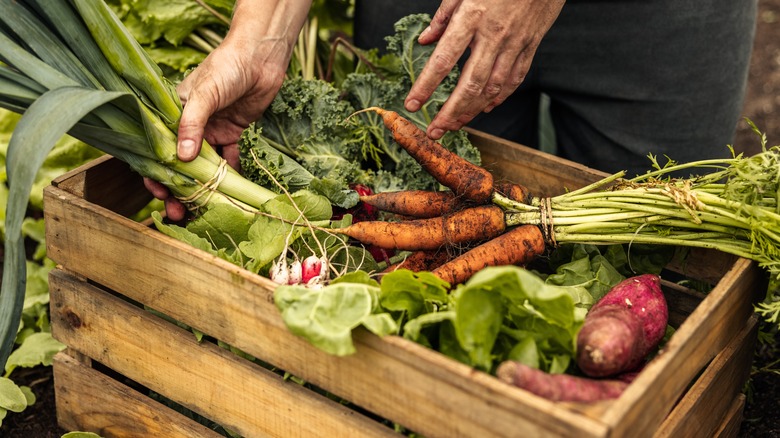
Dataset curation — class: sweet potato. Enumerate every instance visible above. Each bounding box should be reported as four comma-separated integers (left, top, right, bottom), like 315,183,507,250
576,274,668,377
496,361,629,402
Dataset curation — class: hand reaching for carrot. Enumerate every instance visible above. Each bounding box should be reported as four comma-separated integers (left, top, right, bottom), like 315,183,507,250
406,0,565,140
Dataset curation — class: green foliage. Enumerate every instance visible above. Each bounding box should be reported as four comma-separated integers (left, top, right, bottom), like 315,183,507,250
107,0,230,73
240,14,482,199
0,376,33,428
274,245,640,374
274,271,397,355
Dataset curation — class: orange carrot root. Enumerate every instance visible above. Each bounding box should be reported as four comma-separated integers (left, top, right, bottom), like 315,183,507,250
431,224,545,286
496,361,629,403
360,107,494,204
381,249,452,274
332,205,506,251
493,181,531,204
360,190,464,219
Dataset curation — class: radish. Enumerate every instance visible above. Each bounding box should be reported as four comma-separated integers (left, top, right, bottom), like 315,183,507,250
302,255,328,285
288,260,303,285
576,274,668,377
270,258,291,285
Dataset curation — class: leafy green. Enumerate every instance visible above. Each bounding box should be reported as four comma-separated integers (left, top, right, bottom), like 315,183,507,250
0,376,29,427
4,332,65,376
275,282,384,356
241,14,482,200
276,260,601,374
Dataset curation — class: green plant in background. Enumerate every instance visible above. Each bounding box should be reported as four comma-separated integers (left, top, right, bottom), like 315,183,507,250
0,108,104,427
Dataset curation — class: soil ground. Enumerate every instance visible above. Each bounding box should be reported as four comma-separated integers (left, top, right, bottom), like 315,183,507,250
1,1,779,436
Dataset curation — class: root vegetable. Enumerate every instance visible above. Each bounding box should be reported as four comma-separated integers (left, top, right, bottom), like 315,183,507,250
431,224,546,285
493,181,530,204
382,249,452,274
496,361,628,402
331,205,506,251
577,274,668,377
356,107,494,203
360,190,464,219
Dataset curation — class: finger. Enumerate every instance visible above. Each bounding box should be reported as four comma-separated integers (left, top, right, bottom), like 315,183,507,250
165,197,188,222
222,144,242,172
426,32,507,137
177,89,215,162
405,20,471,113
143,177,171,200
418,0,459,45
485,46,536,112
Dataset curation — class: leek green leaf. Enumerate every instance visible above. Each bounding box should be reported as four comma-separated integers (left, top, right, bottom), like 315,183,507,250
1,86,128,369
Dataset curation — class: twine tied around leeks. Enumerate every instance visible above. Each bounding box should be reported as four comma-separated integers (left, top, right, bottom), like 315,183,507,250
178,158,230,211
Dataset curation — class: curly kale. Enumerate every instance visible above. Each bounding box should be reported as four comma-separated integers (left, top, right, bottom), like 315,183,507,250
238,13,481,202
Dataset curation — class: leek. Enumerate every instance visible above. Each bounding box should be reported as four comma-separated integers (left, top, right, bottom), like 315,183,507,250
0,0,278,368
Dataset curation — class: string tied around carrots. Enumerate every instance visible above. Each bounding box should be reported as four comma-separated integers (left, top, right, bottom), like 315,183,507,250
539,197,557,247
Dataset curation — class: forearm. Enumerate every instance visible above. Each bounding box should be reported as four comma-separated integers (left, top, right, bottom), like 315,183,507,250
228,0,313,59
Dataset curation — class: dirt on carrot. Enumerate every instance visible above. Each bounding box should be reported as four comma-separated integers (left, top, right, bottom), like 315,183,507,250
493,180,530,204
381,249,452,274
355,107,494,203
360,190,464,219
431,224,546,286
331,205,506,251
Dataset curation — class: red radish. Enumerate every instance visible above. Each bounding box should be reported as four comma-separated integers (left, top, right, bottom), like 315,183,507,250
302,255,327,284
577,274,668,377
496,361,629,402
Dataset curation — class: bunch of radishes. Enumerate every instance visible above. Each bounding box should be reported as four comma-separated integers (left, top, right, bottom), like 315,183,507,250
270,254,329,288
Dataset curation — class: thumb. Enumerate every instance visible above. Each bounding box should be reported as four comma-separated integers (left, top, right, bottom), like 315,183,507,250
177,93,212,162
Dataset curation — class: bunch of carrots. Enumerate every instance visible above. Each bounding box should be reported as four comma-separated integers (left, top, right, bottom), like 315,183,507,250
331,106,780,317
333,107,548,286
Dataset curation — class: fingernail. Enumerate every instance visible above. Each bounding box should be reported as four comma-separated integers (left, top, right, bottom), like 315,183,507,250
406,99,421,112
179,139,196,159
419,26,431,40
430,128,444,139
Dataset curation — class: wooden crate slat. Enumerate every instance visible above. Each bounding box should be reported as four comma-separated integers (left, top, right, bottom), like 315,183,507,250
655,316,757,437
602,258,762,436
49,270,399,438
53,351,224,438
712,395,747,438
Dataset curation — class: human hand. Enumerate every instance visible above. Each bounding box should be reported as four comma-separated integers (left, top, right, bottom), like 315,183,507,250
144,38,288,221
144,0,311,221
405,0,565,140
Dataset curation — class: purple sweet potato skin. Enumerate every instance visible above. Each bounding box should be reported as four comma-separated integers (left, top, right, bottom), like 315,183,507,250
577,274,668,377
592,274,668,348
496,360,629,402
576,305,646,377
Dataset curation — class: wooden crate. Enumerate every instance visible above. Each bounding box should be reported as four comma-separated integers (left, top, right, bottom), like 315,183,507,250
46,130,764,438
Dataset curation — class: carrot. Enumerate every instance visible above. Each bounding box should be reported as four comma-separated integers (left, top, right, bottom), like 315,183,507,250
493,181,530,204
331,205,506,251
360,190,464,219
496,361,629,402
356,107,494,203
381,249,452,274
431,224,545,286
